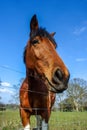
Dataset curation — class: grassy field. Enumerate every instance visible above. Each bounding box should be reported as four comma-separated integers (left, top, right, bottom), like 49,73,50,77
0,109,87,130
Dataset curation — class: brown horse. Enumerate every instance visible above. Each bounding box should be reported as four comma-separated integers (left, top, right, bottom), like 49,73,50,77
19,15,70,130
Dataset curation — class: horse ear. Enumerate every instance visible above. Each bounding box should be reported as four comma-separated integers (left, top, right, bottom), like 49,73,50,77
50,32,56,37
30,14,39,31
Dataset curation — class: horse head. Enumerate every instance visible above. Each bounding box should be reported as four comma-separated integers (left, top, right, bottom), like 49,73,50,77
24,14,70,93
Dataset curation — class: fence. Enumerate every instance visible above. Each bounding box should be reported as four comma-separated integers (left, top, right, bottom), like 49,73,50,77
0,104,87,130
0,66,87,130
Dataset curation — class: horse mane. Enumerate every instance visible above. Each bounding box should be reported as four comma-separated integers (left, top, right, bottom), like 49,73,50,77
30,27,57,48
23,46,27,64
23,27,57,64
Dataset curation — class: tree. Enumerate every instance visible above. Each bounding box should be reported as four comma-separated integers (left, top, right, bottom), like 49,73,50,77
0,79,2,101
66,78,87,111
53,92,66,111
9,78,24,105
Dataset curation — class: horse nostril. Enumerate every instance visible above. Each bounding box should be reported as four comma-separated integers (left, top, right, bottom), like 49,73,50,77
55,69,63,81
52,69,63,84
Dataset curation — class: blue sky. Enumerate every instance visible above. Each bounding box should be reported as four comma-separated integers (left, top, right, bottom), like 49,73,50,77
0,0,87,103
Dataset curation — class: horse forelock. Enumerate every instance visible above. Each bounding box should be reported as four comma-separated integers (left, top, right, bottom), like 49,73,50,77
23,46,27,64
30,27,57,48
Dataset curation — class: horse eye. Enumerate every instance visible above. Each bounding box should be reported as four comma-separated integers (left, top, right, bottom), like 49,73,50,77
31,39,39,45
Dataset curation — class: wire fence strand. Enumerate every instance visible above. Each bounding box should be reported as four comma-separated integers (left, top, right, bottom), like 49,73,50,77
0,65,87,129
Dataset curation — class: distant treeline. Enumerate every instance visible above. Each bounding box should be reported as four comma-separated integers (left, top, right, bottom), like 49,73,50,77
0,103,19,111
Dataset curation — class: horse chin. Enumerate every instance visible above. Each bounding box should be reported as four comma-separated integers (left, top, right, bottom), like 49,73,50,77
50,84,68,93
46,77,68,93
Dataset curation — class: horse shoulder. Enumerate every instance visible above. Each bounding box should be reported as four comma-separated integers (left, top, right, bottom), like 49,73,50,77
20,78,31,110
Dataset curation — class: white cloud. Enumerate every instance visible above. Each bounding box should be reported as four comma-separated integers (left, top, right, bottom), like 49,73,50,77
0,88,14,94
76,58,87,62
73,26,87,35
1,82,10,87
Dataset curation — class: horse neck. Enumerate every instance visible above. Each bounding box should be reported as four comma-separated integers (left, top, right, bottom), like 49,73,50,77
26,68,43,82
26,68,56,107
26,68,48,94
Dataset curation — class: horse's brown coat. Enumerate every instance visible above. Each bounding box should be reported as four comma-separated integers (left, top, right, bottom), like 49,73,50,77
19,15,70,129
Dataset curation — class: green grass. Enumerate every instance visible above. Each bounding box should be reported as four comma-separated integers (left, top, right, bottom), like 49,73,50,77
0,109,21,130
0,110,87,130
49,111,87,130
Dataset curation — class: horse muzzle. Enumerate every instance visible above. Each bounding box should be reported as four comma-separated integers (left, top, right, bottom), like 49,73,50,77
47,68,70,93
